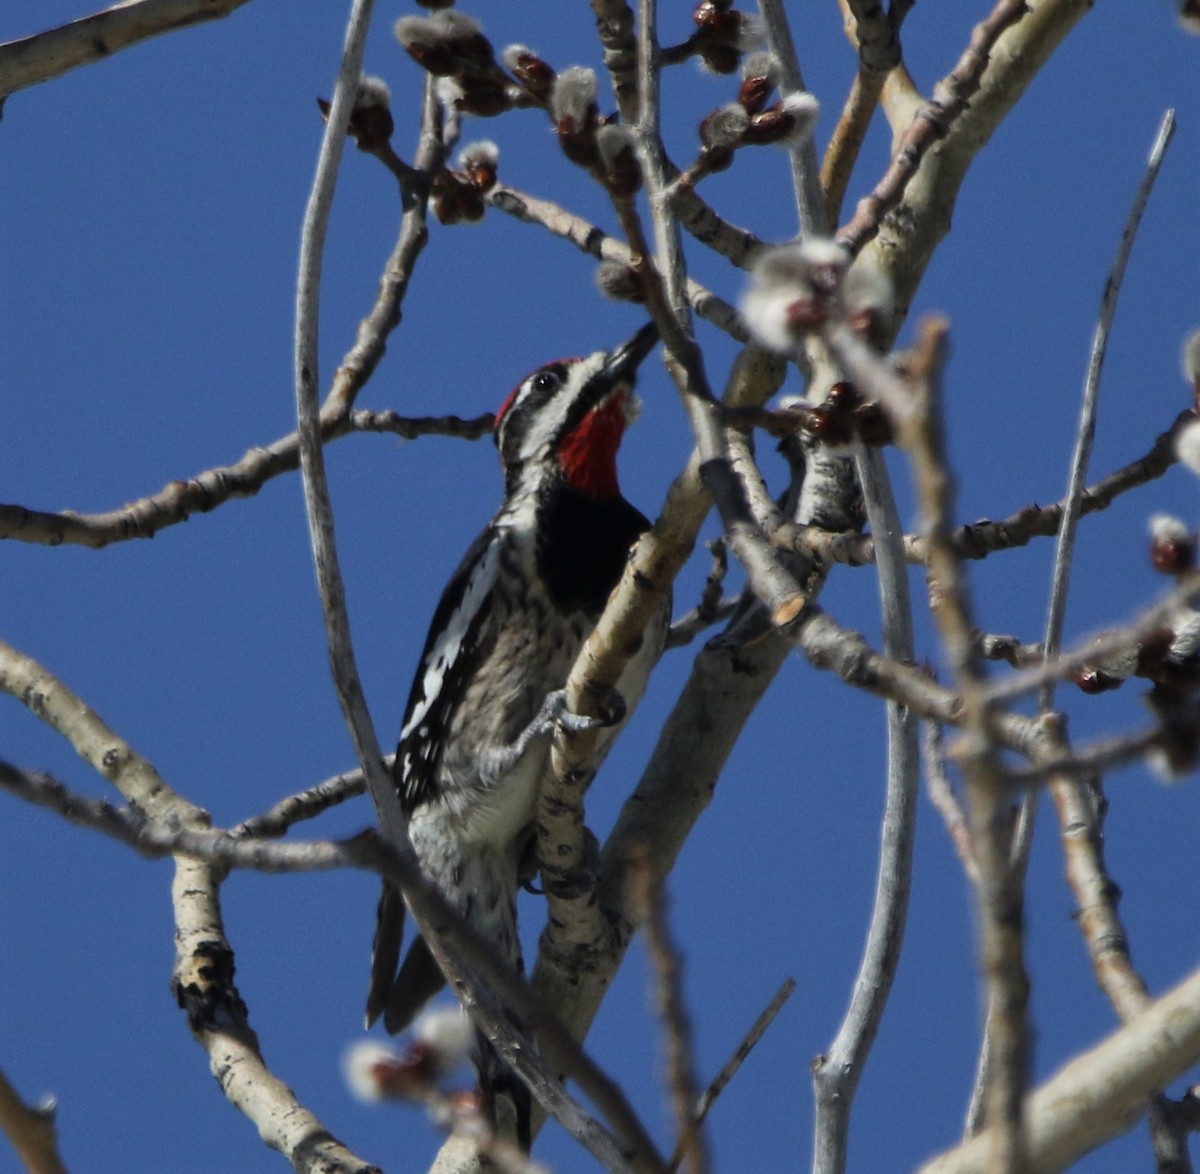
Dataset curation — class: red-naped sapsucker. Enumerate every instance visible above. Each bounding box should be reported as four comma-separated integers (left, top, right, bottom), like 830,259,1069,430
366,323,667,1144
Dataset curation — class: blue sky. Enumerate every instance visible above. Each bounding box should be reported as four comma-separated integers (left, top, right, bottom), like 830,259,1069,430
4,2,1200,1172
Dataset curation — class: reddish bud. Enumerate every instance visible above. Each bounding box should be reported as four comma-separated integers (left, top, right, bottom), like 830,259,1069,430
700,43,742,74
457,141,499,190
785,297,829,334
454,78,510,117
825,381,862,411
738,74,774,114
743,106,793,144
804,405,854,446
1075,667,1122,694
854,403,893,447
403,39,458,75
1152,536,1196,574
432,159,491,221
504,47,556,102
1149,515,1196,574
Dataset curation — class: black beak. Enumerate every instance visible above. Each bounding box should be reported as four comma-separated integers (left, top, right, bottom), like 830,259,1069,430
601,322,659,384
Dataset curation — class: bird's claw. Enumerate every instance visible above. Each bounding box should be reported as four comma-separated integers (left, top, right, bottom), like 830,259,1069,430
542,687,627,734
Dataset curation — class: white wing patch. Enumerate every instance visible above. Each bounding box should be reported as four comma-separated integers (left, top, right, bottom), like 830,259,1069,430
400,540,501,742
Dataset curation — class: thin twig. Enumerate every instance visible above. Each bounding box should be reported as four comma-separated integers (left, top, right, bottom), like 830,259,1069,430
665,541,731,647
969,110,1177,1150
0,412,491,549
757,0,828,237
821,69,888,227
924,722,980,887
231,762,377,839
836,0,1032,257
780,410,1191,568
484,183,747,340
1041,108,1176,704
630,850,709,1174
669,978,795,1173
812,439,919,1174
293,0,403,846
822,0,911,224
899,319,1031,1171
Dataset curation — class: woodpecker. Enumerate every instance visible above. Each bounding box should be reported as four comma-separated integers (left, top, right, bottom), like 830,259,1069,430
366,322,666,1144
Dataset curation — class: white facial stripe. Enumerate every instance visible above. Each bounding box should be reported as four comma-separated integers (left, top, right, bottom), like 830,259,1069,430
511,350,608,464
400,541,500,740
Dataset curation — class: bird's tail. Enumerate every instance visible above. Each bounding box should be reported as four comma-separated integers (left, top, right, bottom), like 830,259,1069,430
461,852,531,1148
366,852,532,1147
475,1029,532,1150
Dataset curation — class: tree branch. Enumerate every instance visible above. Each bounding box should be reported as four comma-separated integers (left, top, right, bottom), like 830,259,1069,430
920,959,1200,1173
0,0,255,101
0,412,491,549
0,1067,66,1174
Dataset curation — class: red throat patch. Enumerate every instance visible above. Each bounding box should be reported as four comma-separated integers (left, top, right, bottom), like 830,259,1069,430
556,389,627,498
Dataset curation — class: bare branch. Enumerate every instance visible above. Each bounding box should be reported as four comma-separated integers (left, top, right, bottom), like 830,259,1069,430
293,0,404,848
0,760,663,1174
757,0,828,237
0,0,254,101
629,851,709,1174
0,639,377,1170
485,182,747,339
813,438,919,1174
0,412,491,549
230,762,376,839
670,978,795,1170
781,411,1191,568
0,1066,66,1174
836,0,1033,258
1041,108,1177,703
894,319,1031,1169
987,569,1200,704
924,723,980,887
919,959,1200,1174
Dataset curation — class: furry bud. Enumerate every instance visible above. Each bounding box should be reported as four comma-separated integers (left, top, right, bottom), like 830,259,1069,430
552,67,601,167
1149,514,1196,574
503,44,556,102
596,124,642,195
740,51,781,90
595,260,646,303
551,65,598,123
700,103,750,149
1182,328,1200,390
457,140,499,190
741,240,852,350
842,258,894,343
1175,419,1200,476
395,11,493,76
743,92,820,147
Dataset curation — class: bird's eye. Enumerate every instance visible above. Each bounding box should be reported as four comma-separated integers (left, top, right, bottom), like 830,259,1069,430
532,370,560,394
